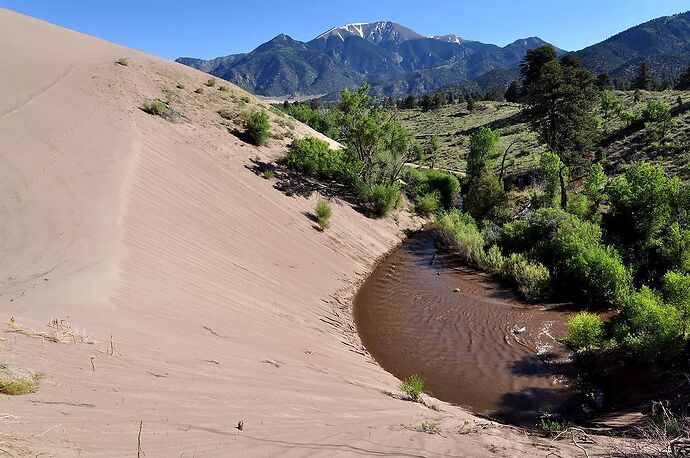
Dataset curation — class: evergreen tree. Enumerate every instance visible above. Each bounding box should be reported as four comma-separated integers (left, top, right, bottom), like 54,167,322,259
428,134,441,169
633,63,653,91
520,46,599,168
676,65,690,90
595,73,614,90
505,81,522,103
466,97,476,112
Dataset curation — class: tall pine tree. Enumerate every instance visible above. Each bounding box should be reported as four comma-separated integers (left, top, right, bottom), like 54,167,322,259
633,63,653,90
676,65,690,90
520,47,599,169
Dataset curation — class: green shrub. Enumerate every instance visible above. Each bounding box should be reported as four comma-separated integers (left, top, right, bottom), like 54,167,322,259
526,208,631,306
399,374,424,401
463,171,507,222
261,170,275,180
563,244,632,306
420,421,441,434
502,253,551,300
662,271,690,337
0,368,42,395
280,137,359,182
205,78,217,87
479,244,506,274
141,99,169,116
436,210,485,265
566,312,604,351
406,168,460,211
616,287,683,362
642,99,674,139
566,193,591,220
499,220,533,254
243,110,270,146
414,192,441,215
279,101,334,135
369,183,401,217
537,417,573,436
315,198,332,230
218,85,229,92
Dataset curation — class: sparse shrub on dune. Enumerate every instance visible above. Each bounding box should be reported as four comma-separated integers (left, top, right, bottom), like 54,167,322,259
315,198,332,230
399,374,424,401
261,169,275,180
162,88,175,103
115,57,129,67
243,110,270,146
218,85,229,92
141,99,169,117
0,365,43,395
420,421,441,434
194,87,204,94
176,83,185,89
205,77,216,87
217,109,235,121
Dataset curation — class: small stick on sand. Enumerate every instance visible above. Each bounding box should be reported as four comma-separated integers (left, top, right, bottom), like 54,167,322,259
90,356,95,371
107,335,124,358
137,421,143,457
202,326,226,338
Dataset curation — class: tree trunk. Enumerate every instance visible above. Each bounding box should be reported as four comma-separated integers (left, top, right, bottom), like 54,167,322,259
559,166,568,210
499,140,518,182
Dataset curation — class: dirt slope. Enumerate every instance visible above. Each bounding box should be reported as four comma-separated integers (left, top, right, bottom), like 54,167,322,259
0,9,611,457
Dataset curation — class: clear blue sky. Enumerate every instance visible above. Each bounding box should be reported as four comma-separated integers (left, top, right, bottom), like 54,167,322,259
1,1,687,60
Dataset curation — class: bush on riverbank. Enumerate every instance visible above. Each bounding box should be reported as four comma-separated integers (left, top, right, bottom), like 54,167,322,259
437,210,551,300
566,312,604,351
405,168,460,214
437,210,485,264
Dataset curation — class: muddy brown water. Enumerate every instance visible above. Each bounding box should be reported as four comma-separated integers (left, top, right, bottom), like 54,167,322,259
354,230,585,425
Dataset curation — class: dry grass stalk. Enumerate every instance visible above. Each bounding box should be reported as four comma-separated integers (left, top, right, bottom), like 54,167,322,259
5,316,92,344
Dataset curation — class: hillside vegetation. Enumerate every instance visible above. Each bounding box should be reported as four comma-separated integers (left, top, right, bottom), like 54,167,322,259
394,89,690,181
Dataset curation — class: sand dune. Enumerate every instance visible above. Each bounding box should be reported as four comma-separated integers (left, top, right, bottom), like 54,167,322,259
0,9,607,456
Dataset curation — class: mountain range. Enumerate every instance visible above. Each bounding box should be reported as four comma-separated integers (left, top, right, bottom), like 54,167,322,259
177,11,690,98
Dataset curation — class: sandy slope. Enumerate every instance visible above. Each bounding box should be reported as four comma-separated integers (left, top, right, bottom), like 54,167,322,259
0,9,614,457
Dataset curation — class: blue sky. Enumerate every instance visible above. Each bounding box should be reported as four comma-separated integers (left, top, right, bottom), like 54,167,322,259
1,1,687,59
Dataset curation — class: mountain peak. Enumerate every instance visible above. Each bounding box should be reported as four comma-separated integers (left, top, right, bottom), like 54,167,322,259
314,21,423,45
269,33,295,43
430,34,466,44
